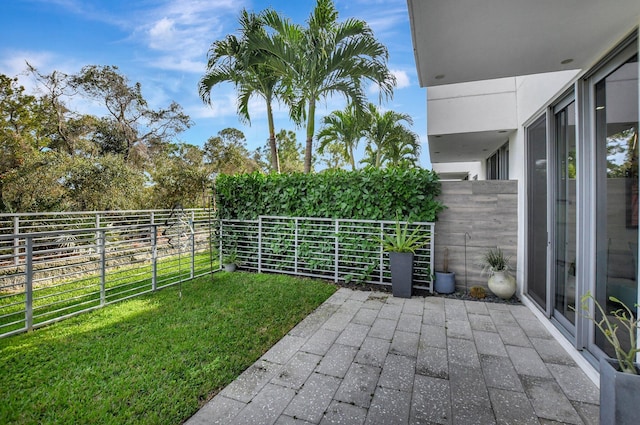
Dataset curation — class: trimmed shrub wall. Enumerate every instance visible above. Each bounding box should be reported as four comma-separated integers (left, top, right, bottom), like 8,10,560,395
215,168,444,222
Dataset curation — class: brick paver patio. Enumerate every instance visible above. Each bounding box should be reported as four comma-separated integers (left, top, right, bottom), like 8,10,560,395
186,288,599,425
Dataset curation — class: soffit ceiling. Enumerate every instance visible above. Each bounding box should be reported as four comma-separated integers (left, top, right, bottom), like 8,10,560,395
408,0,640,87
429,131,511,164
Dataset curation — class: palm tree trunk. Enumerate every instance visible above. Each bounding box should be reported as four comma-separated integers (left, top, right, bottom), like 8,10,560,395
266,102,280,173
349,145,356,170
304,100,316,174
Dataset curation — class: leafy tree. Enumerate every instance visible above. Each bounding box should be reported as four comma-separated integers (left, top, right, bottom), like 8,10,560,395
255,129,305,173
26,64,96,156
150,143,213,208
317,104,364,170
60,154,146,211
1,151,67,212
0,74,64,210
252,0,395,173
71,65,192,163
204,128,260,175
199,10,282,172
2,65,195,212
275,130,305,173
0,74,44,172
361,103,420,168
317,141,348,170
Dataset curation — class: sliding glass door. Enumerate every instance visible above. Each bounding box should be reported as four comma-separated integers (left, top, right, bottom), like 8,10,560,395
552,97,577,331
526,94,577,333
592,53,639,358
526,116,548,310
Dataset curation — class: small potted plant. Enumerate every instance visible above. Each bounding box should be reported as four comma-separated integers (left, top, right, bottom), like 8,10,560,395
480,247,515,299
579,292,639,425
222,250,240,272
377,217,429,298
434,247,455,294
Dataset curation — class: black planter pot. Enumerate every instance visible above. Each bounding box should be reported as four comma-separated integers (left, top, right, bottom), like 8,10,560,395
434,271,456,294
600,357,640,425
389,252,414,298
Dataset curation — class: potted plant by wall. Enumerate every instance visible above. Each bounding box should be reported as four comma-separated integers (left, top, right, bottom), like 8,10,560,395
579,293,639,425
222,250,240,272
480,247,516,299
378,218,429,298
435,247,456,294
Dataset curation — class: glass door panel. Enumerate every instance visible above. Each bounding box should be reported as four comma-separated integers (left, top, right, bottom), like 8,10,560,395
594,54,639,357
554,100,577,329
527,115,548,310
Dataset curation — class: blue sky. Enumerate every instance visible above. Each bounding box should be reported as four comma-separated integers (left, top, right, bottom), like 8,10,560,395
1,0,430,168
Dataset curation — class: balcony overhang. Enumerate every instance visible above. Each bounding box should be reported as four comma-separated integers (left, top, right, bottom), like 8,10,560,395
429,130,512,164
408,0,640,87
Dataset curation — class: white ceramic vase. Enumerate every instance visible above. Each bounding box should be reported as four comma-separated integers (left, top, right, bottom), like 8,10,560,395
488,270,516,299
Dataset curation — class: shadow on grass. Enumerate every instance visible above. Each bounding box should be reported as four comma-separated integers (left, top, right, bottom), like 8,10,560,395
0,272,336,425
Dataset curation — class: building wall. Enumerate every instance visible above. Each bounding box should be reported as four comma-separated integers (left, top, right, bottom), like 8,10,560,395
434,180,518,292
427,78,518,135
432,161,483,180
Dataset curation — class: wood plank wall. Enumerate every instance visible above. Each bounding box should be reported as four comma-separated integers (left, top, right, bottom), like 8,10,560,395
434,180,518,292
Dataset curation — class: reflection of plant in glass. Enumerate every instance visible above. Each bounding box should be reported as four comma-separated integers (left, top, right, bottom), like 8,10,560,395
568,149,577,178
607,127,637,178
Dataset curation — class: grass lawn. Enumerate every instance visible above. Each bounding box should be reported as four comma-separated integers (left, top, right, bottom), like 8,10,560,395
0,251,215,333
0,272,336,424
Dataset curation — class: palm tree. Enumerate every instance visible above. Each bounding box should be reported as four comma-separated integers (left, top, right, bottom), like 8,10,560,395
252,0,395,173
361,103,420,168
317,104,363,170
199,10,281,173
381,127,421,168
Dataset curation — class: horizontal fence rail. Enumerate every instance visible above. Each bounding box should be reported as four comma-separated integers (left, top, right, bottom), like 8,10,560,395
219,216,435,291
1,211,434,339
0,209,215,338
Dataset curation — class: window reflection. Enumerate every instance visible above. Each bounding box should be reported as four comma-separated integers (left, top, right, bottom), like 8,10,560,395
595,54,638,357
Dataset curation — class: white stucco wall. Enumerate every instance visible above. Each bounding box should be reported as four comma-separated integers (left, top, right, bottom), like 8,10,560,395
427,78,518,136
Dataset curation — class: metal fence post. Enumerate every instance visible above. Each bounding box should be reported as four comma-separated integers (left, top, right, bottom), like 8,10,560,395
334,220,339,282
151,224,157,291
258,217,263,273
294,217,299,275
379,222,385,284
430,223,435,293
95,214,101,255
99,230,106,306
25,236,33,331
219,220,223,270
190,211,195,279
13,216,19,266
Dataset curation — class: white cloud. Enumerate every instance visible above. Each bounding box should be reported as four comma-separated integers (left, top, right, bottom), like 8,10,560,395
392,69,410,89
0,52,49,78
189,92,238,119
150,57,205,73
0,50,88,96
134,0,247,73
148,17,177,49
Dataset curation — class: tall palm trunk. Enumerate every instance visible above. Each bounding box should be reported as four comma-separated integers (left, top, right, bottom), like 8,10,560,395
266,102,280,173
349,145,356,170
304,100,316,173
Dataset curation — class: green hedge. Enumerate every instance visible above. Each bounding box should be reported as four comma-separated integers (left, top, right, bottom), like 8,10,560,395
215,168,444,222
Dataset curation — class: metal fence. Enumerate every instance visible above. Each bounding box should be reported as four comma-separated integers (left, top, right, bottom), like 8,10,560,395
219,216,435,290
0,211,435,339
0,209,215,338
